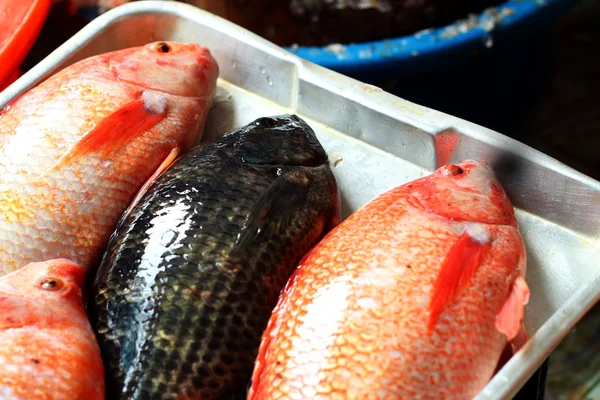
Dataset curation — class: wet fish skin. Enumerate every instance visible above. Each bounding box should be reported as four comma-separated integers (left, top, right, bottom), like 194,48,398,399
0,41,219,276
249,160,529,400
91,114,340,400
0,259,104,400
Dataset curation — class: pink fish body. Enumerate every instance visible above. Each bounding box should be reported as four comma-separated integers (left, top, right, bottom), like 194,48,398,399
0,259,104,399
250,160,530,399
0,41,219,276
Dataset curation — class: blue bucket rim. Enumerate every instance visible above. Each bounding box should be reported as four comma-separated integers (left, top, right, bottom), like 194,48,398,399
286,0,572,70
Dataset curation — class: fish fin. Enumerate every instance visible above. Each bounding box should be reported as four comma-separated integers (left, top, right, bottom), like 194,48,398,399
495,275,530,341
233,169,311,253
122,146,181,221
48,91,168,172
427,225,492,334
494,322,529,374
510,322,529,353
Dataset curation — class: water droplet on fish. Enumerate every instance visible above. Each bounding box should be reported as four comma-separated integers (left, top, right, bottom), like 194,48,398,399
231,61,237,69
259,66,267,75
484,34,494,48
101,160,112,169
267,77,273,86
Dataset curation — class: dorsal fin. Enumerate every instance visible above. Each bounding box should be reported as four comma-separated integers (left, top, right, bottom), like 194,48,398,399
427,225,492,333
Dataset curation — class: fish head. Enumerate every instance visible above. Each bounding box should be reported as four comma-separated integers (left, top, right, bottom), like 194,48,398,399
0,259,85,304
228,114,329,166
110,41,219,98
410,160,517,226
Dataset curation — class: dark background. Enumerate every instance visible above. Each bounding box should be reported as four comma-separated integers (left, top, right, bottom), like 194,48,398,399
381,0,600,183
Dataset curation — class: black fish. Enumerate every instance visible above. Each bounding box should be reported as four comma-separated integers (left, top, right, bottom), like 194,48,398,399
90,114,340,399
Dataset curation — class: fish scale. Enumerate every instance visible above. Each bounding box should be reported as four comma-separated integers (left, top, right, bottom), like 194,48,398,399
0,259,104,399
91,115,339,399
249,160,529,399
0,41,218,276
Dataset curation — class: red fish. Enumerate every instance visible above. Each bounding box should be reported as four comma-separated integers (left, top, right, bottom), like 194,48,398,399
249,160,530,399
0,41,219,276
0,259,104,399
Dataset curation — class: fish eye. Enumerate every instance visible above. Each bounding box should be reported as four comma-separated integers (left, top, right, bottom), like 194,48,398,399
157,42,171,53
441,164,465,177
40,278,64,291
452,166,465,175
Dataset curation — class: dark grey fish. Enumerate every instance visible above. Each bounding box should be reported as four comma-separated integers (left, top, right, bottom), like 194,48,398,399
90,114,340,399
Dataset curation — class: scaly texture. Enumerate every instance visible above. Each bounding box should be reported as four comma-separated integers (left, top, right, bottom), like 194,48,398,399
0,41,219,276
0,259,104,399
249,160,527,400
91,115,340,399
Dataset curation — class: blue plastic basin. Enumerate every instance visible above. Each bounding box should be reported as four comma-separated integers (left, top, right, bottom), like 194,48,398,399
287,0,575,80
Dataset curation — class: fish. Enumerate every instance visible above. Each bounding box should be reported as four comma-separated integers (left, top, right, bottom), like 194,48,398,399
0,259,104,400
0,41,219,276
249,160,530,400
90,114,340,399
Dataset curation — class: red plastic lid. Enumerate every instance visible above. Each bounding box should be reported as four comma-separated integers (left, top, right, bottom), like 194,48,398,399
0,0,51,90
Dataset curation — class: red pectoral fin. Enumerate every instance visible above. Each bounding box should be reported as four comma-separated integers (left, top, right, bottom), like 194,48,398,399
495,275,530,341
427,226,492,334
122,146,181,221
49,91,168,172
